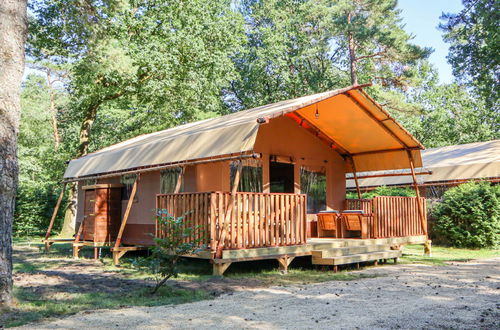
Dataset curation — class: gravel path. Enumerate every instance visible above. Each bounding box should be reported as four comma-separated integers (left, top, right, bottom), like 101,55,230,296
18,258,500,329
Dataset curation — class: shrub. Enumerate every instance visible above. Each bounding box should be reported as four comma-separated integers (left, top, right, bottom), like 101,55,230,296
146,210,206,294
432,181,500,248
14,182,62,237
346,186,415,199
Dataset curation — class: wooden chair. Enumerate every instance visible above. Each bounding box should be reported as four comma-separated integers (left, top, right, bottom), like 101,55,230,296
341,210,370,239
317,210,340,238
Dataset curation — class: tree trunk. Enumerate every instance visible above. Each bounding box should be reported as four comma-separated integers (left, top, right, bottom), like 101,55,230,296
59,183,77,237
77,102,100,157
0,0,27,308
46,70,60,150
347,12,358,85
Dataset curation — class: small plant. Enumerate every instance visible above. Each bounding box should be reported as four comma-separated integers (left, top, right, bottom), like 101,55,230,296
148,210,206,294
432,181,500,248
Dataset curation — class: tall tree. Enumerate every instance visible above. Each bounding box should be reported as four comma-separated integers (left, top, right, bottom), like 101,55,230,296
440,0,499,109
333,0,431,88
229,0,430,111
0,0,27,308
29,0,244,233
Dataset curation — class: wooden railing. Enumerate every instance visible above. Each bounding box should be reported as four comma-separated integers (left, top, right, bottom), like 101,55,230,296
156,192,307,253
345,196,426,238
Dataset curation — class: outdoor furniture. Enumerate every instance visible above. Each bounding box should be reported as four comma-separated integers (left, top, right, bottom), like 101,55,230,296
317,210,340,238
341,210,370,239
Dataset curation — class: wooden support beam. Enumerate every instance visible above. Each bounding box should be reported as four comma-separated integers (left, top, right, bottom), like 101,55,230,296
347,171,432,180
112,246,148,265
406,150,427,238
114,175,140,249
424,239,432,257
44,183,67,241
348,156,362,199
174,166,185,193
277,256,295,274
215,161,242,258
213,262,232,276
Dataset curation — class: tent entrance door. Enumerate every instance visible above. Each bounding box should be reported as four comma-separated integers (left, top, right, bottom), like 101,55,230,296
269,161,294,193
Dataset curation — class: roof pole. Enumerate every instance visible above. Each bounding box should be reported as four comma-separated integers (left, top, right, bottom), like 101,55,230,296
348,156,362,199
406,150,431,255
215,160,243,259
114,174,140,251
174,166,185,193
44,182,67,241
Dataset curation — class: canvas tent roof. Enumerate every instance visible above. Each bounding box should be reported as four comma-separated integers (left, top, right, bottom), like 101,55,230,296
346,139,500,188
64,85,424,180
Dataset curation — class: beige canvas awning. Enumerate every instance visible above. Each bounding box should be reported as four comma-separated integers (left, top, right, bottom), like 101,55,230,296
64,85,424,180
346,139,500,188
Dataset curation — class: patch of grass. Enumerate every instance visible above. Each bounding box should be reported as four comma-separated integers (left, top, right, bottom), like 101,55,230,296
3,285,210,328
227,268,381,286
401,244,500,266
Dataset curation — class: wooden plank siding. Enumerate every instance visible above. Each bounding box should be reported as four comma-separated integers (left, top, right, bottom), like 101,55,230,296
156,192,308,254
345,196,426,238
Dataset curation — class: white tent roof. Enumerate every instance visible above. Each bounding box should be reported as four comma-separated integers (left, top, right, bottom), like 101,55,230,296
64,85,424,180
346,139,500,188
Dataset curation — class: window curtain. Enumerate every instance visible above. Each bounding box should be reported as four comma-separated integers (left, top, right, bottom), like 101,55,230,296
160,167,183,194
120,174,138,201
300,166,327,214
230,159,263,192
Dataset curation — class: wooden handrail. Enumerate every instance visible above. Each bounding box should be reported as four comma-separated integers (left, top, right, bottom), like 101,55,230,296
345,196,426,238
156,192,308,255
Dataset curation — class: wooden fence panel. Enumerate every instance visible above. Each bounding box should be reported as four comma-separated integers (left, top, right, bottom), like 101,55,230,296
157,192,307,253
372,196,426,238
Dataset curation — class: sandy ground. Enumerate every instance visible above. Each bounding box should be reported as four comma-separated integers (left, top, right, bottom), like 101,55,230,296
17,257,500,330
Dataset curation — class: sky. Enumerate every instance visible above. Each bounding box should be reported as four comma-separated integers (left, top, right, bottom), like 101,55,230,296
398,0,464,84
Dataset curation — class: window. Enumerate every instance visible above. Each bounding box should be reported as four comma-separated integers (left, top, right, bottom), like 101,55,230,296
120,174,138,201
160,167,183,194
230,159,263,192
300,166,327,214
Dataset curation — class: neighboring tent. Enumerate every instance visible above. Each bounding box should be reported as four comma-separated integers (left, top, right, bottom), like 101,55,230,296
64,85,424,181
346,140,500,189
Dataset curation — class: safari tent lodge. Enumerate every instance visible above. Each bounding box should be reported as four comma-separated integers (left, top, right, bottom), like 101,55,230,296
45,85,430,275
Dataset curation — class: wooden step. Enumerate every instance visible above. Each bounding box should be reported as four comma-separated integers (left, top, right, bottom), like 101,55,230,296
311,244,390,258
308,235,427,250
312,250,402,266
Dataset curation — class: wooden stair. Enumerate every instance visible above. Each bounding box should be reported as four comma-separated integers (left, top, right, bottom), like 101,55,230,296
310,238,402,266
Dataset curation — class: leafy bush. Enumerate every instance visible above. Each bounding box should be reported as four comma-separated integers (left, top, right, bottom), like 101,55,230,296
146,210,206,294
346,186,416,199
14,182,63,237
432,181,500,248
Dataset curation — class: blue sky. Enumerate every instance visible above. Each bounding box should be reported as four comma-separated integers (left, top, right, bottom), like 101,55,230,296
398,0,464,83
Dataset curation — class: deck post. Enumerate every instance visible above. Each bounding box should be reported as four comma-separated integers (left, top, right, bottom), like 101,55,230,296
215,160,242,259
277,255,295,274
406,150,430,255
113,174,139,265
44,183,67,247
348,156,362,199
213,262,232,276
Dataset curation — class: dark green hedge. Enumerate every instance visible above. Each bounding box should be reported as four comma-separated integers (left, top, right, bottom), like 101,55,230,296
432,181,500,248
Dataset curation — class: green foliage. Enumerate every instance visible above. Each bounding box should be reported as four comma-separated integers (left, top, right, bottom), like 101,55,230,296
146,211,206,293
393,68,498,148
228,0,430,110
28,0,245,153
440,0,500,109
346,186,415,199
15,74,69,236
432,181,500,248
